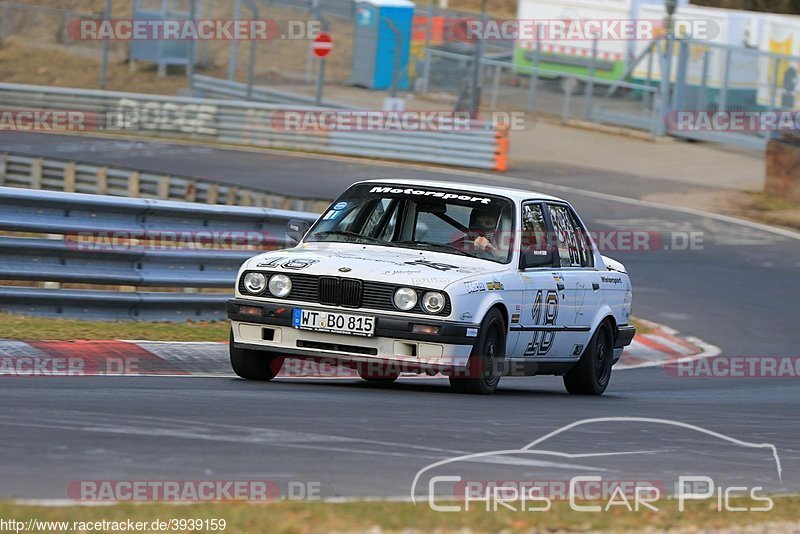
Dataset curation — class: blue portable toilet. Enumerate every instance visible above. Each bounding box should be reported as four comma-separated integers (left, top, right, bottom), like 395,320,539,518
349,0,415,91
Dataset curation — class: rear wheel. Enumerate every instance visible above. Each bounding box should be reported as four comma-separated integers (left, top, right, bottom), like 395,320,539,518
563,321,613,395
229,331,284,381
449,309,506,395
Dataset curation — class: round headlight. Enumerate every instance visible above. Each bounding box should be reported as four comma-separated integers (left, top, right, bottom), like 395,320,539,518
243,272,266,294
422,291,446,314
393,287,418,311
268,274,292,298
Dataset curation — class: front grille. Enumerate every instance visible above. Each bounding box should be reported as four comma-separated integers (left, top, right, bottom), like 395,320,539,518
317,277,363,308
340,279,363,308
288,273,320,301
239,271,450,315
319,277,340,306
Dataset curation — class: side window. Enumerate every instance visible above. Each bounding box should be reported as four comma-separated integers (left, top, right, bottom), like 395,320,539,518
548,204,594,268
521,203,549,254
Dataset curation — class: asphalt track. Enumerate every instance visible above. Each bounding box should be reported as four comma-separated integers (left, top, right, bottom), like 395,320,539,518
0,132,798,502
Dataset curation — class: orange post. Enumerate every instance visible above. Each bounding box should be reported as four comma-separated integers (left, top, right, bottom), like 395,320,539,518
494,126,509,172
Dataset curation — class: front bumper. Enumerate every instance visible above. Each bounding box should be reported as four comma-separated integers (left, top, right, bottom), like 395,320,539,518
614,325,636,349
227,299,479,369
611,324,636,365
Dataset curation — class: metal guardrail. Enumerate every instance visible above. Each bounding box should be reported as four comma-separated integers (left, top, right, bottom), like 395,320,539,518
0,152,328,212
0,187,319,321
192,75,354,109
0,83,509,171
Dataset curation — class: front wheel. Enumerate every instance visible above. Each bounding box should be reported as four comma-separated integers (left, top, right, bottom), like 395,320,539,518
449,309,506,395
357,362,400,384
229,331,284,381
563,321,613,395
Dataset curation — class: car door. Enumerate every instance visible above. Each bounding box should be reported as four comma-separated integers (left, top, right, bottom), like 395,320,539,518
546,202,602,358
510,202,572,359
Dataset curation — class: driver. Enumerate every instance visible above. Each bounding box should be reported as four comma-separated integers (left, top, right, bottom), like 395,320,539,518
467,206,502,258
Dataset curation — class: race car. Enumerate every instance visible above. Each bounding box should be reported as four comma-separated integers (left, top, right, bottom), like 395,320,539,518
227,179,635,395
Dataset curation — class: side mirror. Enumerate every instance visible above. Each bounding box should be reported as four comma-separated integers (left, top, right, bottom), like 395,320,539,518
287,219,311,244
520,249,557,270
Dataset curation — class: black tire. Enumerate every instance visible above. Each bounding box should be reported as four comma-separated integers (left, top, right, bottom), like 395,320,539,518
449,309,506,395
229,331,284,381
563,321,613,395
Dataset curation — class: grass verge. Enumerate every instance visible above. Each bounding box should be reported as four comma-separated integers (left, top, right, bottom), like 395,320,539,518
0,497,798,533
0,314,228,342
744,192,800,231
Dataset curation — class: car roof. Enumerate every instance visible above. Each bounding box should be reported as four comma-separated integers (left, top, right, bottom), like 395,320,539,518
354,178,567,204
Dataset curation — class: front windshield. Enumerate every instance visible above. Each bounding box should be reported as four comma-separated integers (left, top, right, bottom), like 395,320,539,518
304,184,515,264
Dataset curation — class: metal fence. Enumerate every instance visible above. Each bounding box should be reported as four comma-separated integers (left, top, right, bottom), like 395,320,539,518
419,34,800,150
0,186,318,321
665,39,800,151
420,45,662,135
0,83,508,170
0,152,328,212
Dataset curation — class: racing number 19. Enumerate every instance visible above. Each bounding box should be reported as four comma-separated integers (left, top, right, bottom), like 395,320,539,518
525,290,558,356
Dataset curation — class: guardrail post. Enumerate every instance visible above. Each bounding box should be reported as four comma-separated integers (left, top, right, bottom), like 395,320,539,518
528,28,541,112
583,37,599,121
719,48,732,113
226,186,239,205
127,171,140,198
96,166,108,194
490,65,501,111
494,126,509,172
419,5,434,93
207,183,218,205
30,158,43,189
158,176,170,199
64,162,77,192
1,3,9,45
240,190,252,207
0,153,6,186
186,181,197,202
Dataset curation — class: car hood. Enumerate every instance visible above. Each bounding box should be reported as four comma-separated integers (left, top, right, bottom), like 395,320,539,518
244,243,506,290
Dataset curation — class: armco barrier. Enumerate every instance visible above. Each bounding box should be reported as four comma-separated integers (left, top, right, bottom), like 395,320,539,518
0,187,318,321
0,151,329,212
0,83,509,171
191,75,354,109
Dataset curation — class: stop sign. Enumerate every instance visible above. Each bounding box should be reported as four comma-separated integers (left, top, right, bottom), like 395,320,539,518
312,33,333,58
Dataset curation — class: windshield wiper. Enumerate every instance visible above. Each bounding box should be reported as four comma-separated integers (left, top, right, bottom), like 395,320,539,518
393,240,476,258
310,231,387,245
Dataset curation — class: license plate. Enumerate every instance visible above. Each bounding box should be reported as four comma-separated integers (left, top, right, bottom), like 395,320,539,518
293,308,376,337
